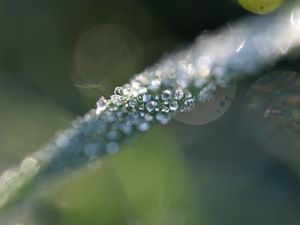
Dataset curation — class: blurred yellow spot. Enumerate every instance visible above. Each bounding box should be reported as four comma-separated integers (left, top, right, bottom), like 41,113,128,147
238,0,283,14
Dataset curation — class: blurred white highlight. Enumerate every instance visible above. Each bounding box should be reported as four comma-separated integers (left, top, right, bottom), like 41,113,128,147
236,40,246,53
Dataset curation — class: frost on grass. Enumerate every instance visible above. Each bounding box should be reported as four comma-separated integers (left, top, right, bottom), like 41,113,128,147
1,2,300,213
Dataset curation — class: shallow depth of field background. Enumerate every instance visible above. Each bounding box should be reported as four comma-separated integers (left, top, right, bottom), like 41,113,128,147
1,0,300,225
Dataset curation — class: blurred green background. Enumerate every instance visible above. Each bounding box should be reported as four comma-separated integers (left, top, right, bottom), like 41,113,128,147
1,0,300,225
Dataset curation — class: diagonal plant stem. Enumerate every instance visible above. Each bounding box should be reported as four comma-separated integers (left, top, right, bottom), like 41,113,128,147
1,2,300,214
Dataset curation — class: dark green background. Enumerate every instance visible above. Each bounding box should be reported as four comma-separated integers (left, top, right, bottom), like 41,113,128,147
1,0,300,225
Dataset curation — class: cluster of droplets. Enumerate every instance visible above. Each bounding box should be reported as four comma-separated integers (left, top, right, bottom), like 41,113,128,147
80,51,234,160
39,70,214,176
91,74,203,158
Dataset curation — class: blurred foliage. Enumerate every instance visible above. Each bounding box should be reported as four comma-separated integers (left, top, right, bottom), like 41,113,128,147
48,128,198,225
0,74,73,171
0,0,300,225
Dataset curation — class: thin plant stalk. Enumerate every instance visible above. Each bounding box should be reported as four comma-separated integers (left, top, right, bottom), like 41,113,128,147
1,2,300,215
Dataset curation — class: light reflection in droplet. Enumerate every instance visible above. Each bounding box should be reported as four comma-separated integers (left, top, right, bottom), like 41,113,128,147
175,82,236,125
236,40,246,53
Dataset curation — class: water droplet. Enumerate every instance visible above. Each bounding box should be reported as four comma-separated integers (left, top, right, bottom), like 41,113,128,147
139,111,146,117
119,122,133,135
161,90,172,101
156,113,172,124
145,101,158,113
144,114,154,122
123,86,132,96
129,98,138,108
111,94,123,106
106,142,119,154
84,143,99,158
136,74,149,85
162,79,174,87
114,86,124,95
108,104,119,111
137,122,151,132
55,134,70,149
182,99,195,112
142,93,151,102
116,111,124,117
104,110,116,121
161,106,170,113
96,123,107,134
148,79,161,92
138,103,145,111
107,130,120,141
170,101,179,111
137,95,143,102
174,89,184,100
154,94,160,101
